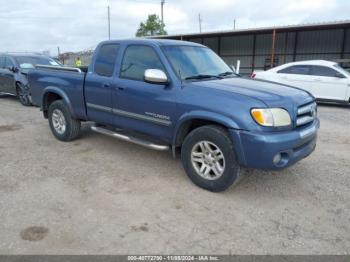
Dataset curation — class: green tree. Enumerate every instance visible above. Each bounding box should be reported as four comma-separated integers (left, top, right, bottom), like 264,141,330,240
136,14,167,37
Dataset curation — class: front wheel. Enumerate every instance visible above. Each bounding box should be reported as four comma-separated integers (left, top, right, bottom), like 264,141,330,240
181,125,241,192
16,83,32,106
48,100,81,141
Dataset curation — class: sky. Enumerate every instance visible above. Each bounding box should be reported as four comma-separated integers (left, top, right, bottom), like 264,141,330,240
0,0,349,55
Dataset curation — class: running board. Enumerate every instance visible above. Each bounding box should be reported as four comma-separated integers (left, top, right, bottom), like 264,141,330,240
91,125,169,151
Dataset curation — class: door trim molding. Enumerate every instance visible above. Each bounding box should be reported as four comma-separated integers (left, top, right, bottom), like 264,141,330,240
86,102,172,126
86,102,111,113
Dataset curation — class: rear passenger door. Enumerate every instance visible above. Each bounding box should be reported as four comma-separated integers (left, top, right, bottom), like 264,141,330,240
2,57,16,94
0,56,16,94
0,56,6,93
310,65,348,101
277,65,314,93
84,43,120,125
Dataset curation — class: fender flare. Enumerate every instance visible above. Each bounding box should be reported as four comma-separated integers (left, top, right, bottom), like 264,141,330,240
42,86,77,119
172,110,241,146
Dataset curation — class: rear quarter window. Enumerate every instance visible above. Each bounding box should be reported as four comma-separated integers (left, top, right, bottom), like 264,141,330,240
311,65,339,77
94,44,120,77
278,65,312,75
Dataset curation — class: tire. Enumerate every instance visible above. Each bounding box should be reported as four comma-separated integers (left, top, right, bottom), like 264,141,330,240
181,125,241,192
16,83,32,106
48,100,81,141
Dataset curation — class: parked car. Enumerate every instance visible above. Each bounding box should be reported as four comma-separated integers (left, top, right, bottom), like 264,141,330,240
251,60,350,105
0,53,61,106
28,39,319,192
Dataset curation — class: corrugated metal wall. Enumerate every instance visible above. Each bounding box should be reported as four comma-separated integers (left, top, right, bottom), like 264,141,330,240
184,26,350,75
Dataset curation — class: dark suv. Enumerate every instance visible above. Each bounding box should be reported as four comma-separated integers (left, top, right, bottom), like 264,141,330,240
0,53,61,106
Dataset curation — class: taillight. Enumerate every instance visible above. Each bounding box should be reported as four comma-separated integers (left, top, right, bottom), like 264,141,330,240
251,73,256,79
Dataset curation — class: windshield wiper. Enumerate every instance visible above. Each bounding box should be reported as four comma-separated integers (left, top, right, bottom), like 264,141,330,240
185,74,223,80
218,71,239,77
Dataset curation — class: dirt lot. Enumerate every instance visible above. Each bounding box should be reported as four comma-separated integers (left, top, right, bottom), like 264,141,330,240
0,96,349,255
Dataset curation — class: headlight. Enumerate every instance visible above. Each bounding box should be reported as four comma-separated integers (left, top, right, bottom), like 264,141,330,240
251,108,291,127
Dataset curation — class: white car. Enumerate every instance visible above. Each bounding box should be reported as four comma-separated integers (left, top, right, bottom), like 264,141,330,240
252,60,350,104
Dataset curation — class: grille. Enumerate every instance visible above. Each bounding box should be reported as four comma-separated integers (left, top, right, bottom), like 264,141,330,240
296,102,317,127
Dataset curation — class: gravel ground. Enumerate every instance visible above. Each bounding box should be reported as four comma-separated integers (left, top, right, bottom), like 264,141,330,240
0,96,349,255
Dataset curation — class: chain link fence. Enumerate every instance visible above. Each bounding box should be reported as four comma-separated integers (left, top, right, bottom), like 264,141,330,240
58,50,94,67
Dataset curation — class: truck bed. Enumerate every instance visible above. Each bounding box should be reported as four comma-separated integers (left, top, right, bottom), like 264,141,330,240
29,67,87,120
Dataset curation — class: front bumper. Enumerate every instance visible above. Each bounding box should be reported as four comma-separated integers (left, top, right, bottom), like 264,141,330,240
230,118,320,170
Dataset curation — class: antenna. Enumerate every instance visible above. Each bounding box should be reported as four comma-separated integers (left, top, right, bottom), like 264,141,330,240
107,0,111,40
198,13,202,33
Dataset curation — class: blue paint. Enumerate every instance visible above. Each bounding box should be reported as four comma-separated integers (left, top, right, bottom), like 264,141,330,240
28,39,319,170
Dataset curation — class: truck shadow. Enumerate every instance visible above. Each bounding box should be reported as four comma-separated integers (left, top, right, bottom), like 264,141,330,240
0,94,17,100
78,123,306,196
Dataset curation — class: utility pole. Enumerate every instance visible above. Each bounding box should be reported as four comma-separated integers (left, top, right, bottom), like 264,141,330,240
271,29,276,68
233,19,236,30
107,3,111,40
161,0,165,24
198,13,202,33
57,46,60,57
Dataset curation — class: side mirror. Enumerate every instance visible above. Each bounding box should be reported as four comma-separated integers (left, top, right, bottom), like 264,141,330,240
144,69,168,85
335,72,345,78
8,66,18,73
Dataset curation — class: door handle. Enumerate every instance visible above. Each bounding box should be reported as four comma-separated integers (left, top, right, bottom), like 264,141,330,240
116,86,124,91
102,83,110,88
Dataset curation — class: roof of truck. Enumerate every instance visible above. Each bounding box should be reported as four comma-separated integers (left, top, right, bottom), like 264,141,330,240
99,38,204,47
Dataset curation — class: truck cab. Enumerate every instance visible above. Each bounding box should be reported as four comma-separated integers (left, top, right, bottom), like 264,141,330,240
28,39,319,192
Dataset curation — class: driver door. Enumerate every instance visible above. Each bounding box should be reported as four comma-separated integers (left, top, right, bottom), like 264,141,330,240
113,44,176,142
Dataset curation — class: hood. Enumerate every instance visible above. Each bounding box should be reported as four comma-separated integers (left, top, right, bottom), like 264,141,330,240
187,77,314,107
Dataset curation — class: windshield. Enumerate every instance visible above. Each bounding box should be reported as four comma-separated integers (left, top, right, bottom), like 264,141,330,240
15,56,60,69
162,45,233,80
334,63,350,77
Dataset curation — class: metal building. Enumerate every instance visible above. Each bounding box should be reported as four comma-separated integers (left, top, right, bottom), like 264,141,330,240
154,21,350,75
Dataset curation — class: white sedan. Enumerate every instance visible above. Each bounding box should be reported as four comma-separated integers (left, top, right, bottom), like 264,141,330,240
252,60,350,104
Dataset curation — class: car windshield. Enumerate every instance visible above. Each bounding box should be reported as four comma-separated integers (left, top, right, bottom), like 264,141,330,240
162,45,234,80
15,56,60,69
334,63,350,77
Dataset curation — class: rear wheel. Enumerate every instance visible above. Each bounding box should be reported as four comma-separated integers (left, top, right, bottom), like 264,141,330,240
181,125,241,192
16,83,32,106
48,100,81,141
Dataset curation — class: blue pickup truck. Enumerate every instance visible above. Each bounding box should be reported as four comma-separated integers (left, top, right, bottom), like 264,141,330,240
28,39,319,192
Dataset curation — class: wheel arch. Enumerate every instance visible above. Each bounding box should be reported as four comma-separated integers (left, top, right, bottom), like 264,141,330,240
42,87,75,119
172,111,241,147
15,81,21,94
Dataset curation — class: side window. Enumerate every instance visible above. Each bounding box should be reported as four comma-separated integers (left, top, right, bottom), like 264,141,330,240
0,57,6,68
94,44,120,77
311,66,339,77
4,57,14,68
120,45,164,81
278,65,311,75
